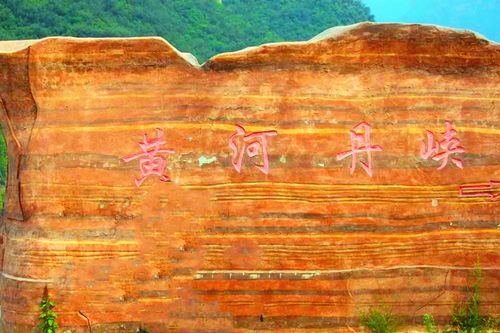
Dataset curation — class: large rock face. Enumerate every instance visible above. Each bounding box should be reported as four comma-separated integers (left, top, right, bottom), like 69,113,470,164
0,22,498,332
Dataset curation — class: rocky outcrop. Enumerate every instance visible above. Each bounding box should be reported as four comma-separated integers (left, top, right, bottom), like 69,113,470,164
0,22,498,332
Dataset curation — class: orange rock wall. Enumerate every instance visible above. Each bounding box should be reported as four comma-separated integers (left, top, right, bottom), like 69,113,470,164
0,23,499,332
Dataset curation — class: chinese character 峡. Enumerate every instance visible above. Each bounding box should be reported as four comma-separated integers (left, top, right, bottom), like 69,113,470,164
122,128,175,187
336,122,383,177
229,125,278,175
420,120,465,170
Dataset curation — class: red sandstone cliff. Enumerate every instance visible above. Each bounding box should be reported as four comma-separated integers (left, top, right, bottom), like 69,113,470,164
0,22,498,332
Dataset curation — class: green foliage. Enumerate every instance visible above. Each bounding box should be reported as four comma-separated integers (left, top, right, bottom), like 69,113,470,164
360,307,402,333
0,0,373,62
424,314,440,333
38,287,58,333
423,266,498,333
450,267,498,333
423,314,457,333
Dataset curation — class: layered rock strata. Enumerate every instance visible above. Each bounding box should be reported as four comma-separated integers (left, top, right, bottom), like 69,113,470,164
0,23,498,332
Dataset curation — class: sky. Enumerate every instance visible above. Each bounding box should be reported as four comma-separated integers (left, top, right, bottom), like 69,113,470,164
362,0,499,43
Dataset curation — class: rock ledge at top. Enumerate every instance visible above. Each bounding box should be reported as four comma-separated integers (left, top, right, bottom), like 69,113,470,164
0,22,497,70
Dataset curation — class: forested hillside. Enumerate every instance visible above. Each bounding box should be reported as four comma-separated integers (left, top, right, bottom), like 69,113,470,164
0,0,373,62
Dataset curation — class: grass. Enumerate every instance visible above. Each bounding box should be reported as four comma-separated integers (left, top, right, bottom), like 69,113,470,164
360,307,402,333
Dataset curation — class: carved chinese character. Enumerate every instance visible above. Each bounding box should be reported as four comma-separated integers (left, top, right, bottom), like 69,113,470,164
420,120,464,170
122,128,175,187
229,125,278,175
336,122,383,177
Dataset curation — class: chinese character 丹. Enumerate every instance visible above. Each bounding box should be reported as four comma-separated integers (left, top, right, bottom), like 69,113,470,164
122,128,175,187
229,125,278,175
420,120,465,170
336,122,383,177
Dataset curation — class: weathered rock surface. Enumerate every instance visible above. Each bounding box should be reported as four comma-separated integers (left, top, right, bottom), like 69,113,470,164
0,22,498,332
